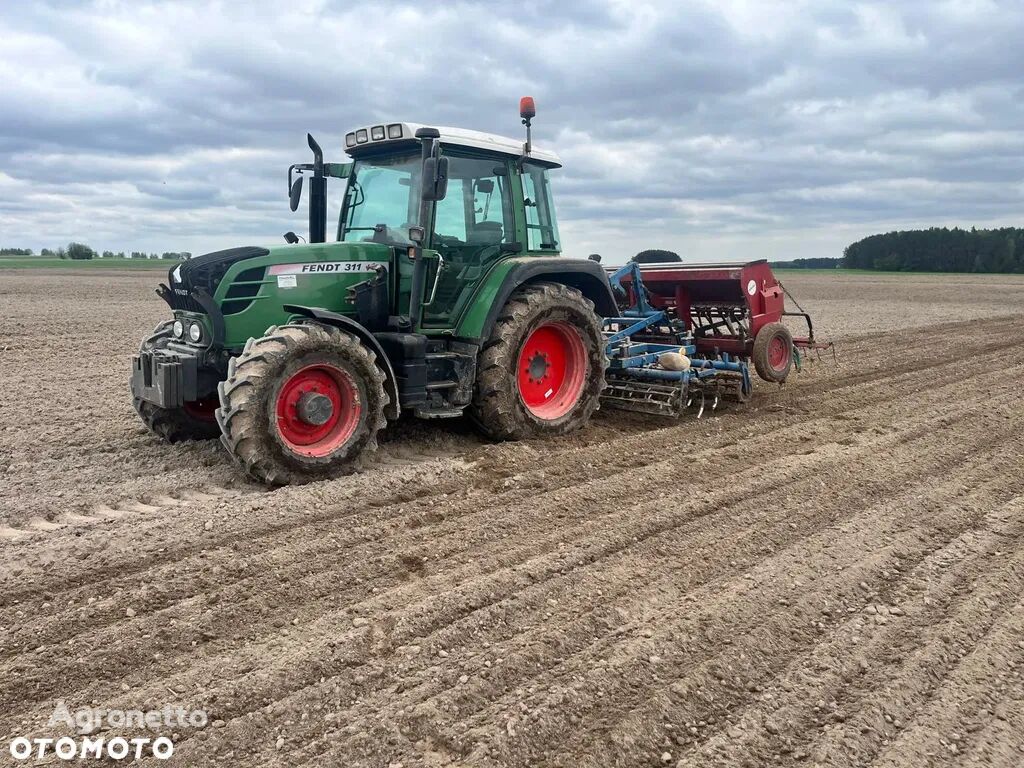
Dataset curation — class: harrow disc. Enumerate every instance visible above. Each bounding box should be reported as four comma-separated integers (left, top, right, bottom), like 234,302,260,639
602,374,688,417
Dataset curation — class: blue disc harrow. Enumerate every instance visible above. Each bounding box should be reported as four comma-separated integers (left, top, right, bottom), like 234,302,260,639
601,262,752,418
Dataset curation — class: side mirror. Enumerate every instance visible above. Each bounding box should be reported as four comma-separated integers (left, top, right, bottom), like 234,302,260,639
289,176,303,212
421,156,449,202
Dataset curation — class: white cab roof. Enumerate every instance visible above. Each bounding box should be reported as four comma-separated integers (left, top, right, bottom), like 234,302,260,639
343,122,561,168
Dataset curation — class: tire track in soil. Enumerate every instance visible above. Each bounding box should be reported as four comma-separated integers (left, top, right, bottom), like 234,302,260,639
948,675,1024,768
19,370,1011,765
449,441,1024,767
0,312,1015,538
0,484,256,541
1,362,1017,727
260,382,1019,765
857,535,1024,768
149,421,1015,768
2,314,1016,603
668,496,1024,767
1,288,1023,768
1,345,1010,674
833,599,1024,768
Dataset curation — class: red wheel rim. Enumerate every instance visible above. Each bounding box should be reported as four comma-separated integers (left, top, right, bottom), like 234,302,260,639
183,396,218,423
516,321,587,420
768,334,790,371
274,363,362,457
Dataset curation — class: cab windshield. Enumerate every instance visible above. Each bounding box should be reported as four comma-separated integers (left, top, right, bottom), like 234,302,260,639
338,154,421,244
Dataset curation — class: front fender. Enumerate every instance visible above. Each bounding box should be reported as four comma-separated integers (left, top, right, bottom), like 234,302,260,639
282,305,401,420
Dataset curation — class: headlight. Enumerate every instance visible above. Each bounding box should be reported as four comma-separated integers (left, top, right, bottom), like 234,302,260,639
355,129,368,143
387,123,403,139
188,322,202,343
172,320,184,338
370,125,385,141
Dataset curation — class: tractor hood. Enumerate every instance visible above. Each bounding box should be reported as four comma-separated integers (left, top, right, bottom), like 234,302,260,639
169,246,270,300
158,241,399,349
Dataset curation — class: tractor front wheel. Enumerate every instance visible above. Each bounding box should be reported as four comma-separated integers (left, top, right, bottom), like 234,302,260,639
216,323,388,485
752,322,794,383
470,282,606,441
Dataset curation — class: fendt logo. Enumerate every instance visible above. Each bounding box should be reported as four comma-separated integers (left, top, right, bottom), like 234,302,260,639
268,261,388,277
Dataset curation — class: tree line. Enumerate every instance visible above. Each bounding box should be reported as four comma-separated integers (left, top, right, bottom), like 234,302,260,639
1,244,191,260
770,257,841,269
842,227,1024,273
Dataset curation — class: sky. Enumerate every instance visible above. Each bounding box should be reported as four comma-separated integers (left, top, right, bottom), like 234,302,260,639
1,0,1022,263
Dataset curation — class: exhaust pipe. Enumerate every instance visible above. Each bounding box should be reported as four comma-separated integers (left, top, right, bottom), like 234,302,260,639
307,133,327,244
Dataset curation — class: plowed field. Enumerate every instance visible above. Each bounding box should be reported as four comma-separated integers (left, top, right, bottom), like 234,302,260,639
1,270,1022,767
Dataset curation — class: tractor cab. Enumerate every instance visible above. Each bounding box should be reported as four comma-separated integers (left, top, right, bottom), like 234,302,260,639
337,122,561,249
286,119,566,330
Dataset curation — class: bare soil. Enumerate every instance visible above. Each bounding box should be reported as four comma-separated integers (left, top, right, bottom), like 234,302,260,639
1,269,1023,767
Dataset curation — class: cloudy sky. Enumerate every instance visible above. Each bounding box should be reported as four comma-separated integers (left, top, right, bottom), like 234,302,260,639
1,0,1022,262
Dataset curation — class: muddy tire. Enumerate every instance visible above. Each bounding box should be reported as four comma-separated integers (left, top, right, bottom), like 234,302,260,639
752,322,794,383
470,282,606,441
216,322,388,486
130,321,221,442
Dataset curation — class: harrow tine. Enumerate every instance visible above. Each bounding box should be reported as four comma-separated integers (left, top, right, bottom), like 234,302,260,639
692,389,705,419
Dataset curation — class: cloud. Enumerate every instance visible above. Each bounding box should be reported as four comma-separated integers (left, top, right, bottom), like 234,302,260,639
0,0,1022,261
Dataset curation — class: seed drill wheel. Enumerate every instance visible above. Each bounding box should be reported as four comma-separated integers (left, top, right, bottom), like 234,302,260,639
130,321,221,442
470,282,606,440
216,323,387,486
752,321,794,383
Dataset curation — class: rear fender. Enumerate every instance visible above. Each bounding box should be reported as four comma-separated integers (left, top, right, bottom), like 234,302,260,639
282,305,400,420
467,258,618,342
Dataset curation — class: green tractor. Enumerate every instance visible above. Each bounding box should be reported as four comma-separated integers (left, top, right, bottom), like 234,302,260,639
131,98,616,484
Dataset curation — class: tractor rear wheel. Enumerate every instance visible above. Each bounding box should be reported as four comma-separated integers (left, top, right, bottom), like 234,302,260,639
470,282,606,441
752,322,794,383
130,321,221,442
216,322,388,486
